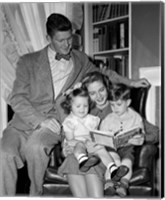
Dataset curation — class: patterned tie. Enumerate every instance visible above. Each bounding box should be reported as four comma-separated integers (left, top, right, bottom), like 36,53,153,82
55,52,71,61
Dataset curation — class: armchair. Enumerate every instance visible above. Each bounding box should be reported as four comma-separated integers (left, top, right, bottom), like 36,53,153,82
43,87,158,197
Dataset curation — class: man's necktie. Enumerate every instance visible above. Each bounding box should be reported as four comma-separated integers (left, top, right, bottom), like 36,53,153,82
55,53,71,61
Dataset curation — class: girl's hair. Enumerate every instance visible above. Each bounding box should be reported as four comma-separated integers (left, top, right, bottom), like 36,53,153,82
61,87,89,114
109,83,131,101
82,71,112,99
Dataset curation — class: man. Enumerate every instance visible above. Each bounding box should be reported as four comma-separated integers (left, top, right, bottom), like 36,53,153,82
0,13,150,196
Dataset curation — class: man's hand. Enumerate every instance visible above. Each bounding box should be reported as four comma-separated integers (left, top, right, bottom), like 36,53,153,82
128,134,145,146
40,118,61,134
132,78,151,88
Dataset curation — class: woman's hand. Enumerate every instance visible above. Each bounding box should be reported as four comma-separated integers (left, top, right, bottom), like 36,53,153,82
128,134,145,146
85,140,97,153
86,140,103,153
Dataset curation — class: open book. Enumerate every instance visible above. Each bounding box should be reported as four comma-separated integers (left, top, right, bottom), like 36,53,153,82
90,127,143,150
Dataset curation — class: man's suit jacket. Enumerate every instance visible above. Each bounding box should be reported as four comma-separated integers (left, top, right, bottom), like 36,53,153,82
9,46,96,131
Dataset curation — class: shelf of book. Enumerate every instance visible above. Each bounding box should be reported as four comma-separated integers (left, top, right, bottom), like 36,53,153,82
84,2,130,78
93,16,129,54
93,3,129,23
93,48,129,56
94,54,128,77
93,15,129,26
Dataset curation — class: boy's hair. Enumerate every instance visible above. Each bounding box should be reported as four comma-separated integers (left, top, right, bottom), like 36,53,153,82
61,87,89,114
109,83,131,101
46,13,72,38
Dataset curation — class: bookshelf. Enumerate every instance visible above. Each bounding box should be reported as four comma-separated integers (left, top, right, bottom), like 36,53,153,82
84,2,131,78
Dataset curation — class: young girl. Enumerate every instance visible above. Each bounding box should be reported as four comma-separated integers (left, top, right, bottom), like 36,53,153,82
100,83,145,197
59,86,128,181
61,86,101,172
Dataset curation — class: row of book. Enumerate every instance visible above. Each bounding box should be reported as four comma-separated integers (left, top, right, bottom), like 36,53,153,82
93,3,129,23
94,55,128,77
93,20,128,52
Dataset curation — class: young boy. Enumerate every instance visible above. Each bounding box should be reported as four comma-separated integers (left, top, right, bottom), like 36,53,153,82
100,83,145,197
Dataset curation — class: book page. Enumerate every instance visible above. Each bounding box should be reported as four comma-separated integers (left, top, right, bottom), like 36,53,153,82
115,127,142,149
90,130,115,149
90,127,142,150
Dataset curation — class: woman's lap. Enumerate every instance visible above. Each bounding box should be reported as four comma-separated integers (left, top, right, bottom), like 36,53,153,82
67,173,104,197
58,153,106,180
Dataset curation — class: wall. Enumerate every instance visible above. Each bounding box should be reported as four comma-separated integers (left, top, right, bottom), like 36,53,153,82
131,2,161,128
139,67,161,127
131,2,161,79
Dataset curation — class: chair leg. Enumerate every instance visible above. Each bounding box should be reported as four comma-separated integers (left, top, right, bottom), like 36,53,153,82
16,163,30,195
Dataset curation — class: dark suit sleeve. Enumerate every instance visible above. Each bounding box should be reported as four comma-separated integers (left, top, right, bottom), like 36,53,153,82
9,56,47,129
80,52,133,86
102,69,133,86
143,119,159,144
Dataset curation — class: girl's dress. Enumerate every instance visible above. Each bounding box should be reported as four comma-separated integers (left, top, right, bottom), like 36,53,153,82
58,105,112,179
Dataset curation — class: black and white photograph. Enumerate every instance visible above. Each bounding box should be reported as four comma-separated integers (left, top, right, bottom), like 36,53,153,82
0,1,163,198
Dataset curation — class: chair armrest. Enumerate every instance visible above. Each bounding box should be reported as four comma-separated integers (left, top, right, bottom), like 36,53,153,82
130,167,150,185
130,143,157,186
133,143,157,170
44,167,68,184
49,142,64,169
130,87,149,119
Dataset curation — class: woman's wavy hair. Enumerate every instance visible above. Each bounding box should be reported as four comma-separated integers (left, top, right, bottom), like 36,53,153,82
61,87,90,114
81,71,112,108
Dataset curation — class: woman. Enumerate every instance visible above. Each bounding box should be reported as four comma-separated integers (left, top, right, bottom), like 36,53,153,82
59,71,159,197
58,72,113,197
82,71,159,144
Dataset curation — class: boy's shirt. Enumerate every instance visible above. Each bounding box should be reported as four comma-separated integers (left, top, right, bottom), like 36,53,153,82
100,107,144,135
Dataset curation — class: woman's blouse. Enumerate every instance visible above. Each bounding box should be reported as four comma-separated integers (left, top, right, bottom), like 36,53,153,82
90,102,112,121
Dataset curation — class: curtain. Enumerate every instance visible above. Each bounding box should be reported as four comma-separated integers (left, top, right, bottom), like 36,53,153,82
0,2,83,136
